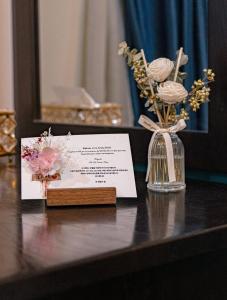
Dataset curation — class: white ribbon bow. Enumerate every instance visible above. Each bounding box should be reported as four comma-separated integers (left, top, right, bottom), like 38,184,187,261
138,115,186,182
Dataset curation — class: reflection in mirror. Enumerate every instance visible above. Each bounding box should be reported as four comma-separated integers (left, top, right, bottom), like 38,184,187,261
39,0,132,127
38,0,208,130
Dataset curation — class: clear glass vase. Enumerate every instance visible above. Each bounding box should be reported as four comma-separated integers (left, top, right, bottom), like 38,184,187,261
147,127,185,193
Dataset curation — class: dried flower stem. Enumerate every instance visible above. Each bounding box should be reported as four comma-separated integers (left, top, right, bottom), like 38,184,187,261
174,47,183,82
163,104,166,120
165,105,171,123
141,50,154,96
155,103,164,123
141,49,164,123
118,42,215,124
162,47,183,124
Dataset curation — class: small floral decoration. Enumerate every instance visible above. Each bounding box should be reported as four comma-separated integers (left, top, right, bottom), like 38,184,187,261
118,41,215,125
21,129,68,179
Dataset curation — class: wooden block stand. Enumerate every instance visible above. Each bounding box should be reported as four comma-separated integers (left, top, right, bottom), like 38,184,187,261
46,187,116,207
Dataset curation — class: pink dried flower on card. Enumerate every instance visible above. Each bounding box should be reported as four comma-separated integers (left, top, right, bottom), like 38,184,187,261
21,129,67,198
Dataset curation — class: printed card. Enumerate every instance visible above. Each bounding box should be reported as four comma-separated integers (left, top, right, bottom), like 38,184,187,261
21,133,137,199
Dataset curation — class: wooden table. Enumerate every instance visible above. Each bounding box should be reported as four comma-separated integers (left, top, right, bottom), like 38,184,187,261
1,162,227,299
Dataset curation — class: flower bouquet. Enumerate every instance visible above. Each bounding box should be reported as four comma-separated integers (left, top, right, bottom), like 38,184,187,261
21,129,67,198
118,42,215,192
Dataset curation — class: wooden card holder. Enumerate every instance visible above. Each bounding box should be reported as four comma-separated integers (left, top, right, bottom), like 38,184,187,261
46,187,116,207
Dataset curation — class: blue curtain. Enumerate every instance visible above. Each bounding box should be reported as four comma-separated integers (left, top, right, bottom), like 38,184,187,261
123,0,208,130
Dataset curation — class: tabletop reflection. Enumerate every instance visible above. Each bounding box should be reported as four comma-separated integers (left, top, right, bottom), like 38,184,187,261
22,204,138,267
146,190,185,240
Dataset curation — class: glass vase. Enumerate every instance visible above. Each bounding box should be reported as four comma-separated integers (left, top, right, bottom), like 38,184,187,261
147,127,185,192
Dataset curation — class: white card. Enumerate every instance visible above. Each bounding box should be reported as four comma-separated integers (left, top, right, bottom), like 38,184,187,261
21,134,137,199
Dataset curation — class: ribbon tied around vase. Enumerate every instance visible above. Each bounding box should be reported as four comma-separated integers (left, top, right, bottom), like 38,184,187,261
138,115,186,183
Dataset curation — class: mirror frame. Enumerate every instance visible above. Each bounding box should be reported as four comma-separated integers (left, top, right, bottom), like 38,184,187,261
12,0,227,173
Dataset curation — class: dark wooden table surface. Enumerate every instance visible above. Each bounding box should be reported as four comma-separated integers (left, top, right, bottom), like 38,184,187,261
1,160,227,299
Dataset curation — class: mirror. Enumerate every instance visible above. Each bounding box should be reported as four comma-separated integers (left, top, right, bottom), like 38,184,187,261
38,0,133,127
38,0,208,130
13,0,227,173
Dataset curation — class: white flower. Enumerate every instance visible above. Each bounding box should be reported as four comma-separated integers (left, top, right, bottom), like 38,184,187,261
147,58,174,82
157,81,188,104
118,41,128,55
176,49,188,66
